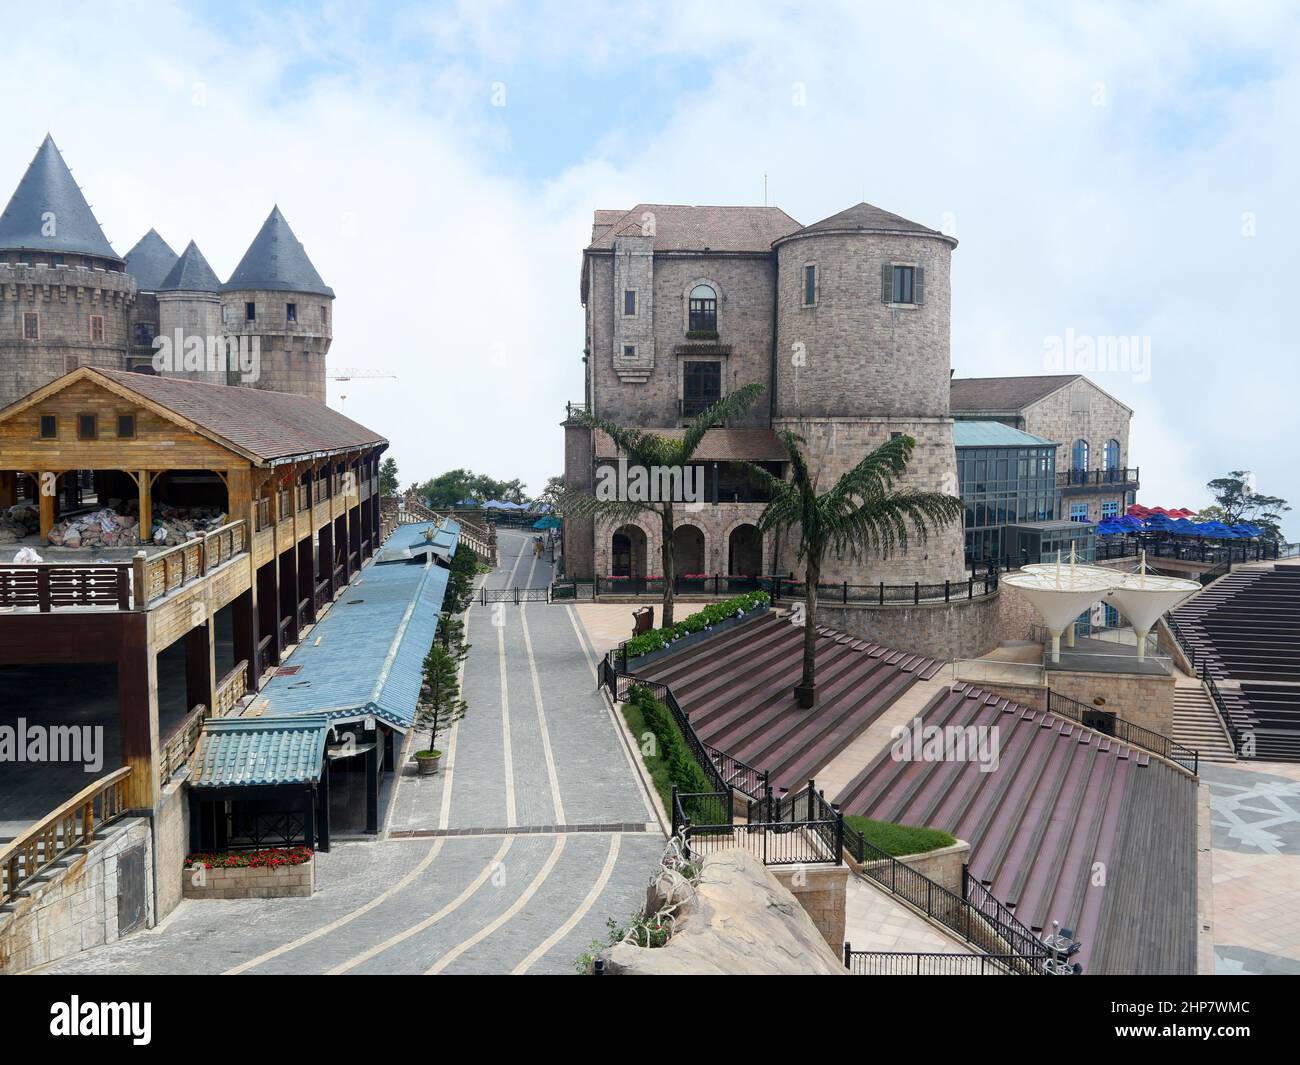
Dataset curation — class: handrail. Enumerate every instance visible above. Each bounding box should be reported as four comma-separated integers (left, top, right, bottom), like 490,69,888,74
593,573,998,604
215,660,249,716
160,703,209,786
1045,688,1198,775
138,518,248,606
0,766,133,906
843,946,1047,975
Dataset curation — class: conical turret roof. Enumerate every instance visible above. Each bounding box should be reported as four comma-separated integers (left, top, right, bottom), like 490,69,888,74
0,135,120,259
223,205,333,297
124,229,180,291
158,240,221,292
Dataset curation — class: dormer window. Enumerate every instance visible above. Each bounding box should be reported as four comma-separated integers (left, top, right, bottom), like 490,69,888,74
688,284,717,332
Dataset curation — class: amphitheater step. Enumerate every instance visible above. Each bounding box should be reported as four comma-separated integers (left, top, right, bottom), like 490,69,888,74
1171,686,1236,763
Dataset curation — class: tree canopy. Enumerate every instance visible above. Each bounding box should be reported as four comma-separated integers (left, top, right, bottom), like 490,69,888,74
1204,470,1290,542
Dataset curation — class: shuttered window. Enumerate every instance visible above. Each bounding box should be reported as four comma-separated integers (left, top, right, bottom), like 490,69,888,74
881,264,924,304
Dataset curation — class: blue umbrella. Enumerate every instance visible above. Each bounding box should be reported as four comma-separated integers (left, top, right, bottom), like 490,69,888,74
1233,522,1263,538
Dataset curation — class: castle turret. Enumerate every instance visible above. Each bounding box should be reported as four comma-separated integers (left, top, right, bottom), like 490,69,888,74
154,241,226,385
123,228,179,368
0,135,135,404
221,206,332,400
772,202,966,585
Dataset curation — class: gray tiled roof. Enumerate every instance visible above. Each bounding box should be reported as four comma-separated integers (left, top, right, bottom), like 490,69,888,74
157,240,221,292
124,229,179,291
223,205,333,296
0,135,120,259
92,368,385,462
587,205,802,252
793,201,944,239
950,375,1083,412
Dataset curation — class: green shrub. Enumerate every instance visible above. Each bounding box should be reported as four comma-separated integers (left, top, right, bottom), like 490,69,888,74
624,685,714,816
844,815,956,857
624,590,769,659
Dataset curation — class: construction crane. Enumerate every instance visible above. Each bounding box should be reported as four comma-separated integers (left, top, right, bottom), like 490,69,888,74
327,367,396,412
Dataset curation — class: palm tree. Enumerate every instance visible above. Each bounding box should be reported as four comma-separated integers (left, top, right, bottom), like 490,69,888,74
742,432,964,708
561,383,764,627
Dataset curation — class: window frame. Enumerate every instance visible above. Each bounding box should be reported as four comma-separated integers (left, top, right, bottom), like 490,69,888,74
803,263,818,307
623,289,637,317
89,313,105,344
245,301,257,323
286,302,297,324
117,413,137,439
688,284,718,333
77,413,98,441
23,311,40,340
621,344,637,360
38,414,57,440
892,265,915,305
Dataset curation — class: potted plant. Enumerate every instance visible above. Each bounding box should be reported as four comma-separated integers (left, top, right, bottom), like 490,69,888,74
414,617,469,775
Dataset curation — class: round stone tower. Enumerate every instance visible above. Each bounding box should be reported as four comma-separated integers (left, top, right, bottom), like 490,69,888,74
155,240,226,386
0,135,135,406
772,203,966,586
221,206,332,400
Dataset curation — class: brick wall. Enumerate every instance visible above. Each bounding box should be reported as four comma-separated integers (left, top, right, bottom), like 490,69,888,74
183,857,315,900
771,864,848,951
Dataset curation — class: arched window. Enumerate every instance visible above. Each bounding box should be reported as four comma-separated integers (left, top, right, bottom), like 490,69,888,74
1104,439,1120,471
688,284,717,332
1071,439,1089,471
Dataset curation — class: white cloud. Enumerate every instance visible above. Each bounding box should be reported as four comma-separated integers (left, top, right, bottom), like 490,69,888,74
4,1,1295,534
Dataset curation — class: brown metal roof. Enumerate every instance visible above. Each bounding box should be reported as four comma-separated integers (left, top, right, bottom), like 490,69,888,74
587,205,802,253
93,369,386,462
593,427,788,462
949,375,1083,412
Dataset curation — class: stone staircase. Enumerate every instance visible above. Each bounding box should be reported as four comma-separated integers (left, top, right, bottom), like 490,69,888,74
1173,684,1236,763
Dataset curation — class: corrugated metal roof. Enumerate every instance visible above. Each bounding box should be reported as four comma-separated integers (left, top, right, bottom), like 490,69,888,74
191,714,329,788
253,520,456,733
953,420,1056,448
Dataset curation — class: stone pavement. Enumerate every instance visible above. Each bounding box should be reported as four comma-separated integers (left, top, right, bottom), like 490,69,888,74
39,529,665,975
1201,759,1300,975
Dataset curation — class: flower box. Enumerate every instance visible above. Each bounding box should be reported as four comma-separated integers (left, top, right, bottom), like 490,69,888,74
182,848,315,900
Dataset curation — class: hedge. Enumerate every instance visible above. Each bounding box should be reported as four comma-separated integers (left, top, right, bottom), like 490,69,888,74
624,590,769,659
625,684,715,819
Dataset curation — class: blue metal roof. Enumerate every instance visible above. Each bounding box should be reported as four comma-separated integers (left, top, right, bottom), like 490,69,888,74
191,714,329,788
954,420,1056,448
255,520,457,733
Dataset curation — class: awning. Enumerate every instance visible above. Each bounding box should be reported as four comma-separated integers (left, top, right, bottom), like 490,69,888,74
190,714,329,788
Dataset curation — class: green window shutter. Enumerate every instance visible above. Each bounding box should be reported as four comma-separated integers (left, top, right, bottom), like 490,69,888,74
881,263,893,303
914,266,925,305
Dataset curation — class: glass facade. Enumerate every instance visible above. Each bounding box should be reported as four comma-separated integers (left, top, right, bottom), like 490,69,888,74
957,443,1060,562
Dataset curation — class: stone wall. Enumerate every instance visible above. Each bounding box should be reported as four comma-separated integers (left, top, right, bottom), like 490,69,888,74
774,230,954,420
1047,667,1176,736
817,592,1001,661
220,287,332,400
0,817,154,974
183,857,314,900
590,502,772,579
154,776,190,920
771,864,849,951
0,263,135,405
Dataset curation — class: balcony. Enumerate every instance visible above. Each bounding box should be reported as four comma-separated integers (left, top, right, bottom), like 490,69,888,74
1057,467,1139,492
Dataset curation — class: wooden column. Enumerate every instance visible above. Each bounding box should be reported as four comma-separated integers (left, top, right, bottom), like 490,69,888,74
232,588,258,693
38,471,57,543
137,470,152,544
119,614,159,808
185,617,214,713
0,471,16,508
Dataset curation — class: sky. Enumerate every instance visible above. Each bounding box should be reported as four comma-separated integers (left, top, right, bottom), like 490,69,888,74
5,0,1296,535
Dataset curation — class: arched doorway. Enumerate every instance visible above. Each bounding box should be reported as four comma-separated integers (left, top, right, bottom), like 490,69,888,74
728,524,762,576
672,524,705,575
611,524,647,578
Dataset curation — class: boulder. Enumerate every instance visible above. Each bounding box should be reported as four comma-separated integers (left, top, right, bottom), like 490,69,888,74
601,848,846,975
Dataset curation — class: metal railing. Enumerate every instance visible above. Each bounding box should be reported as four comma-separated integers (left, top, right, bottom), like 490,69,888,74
0,766,133,907
1202,664,1246,754
843,945,1038,975
592,573,997,604
1058,467,1139,489
671,787,842,867
1045,688,1198,775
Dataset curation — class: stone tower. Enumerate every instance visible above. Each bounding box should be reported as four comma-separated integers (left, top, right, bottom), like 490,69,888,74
220,206,333,401
0,135,135,406
155,241,226,385
123,228,179,368
771,203,966,585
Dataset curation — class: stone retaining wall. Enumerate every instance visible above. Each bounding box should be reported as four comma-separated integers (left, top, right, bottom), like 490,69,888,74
771,864,848,950
817,592,1000,661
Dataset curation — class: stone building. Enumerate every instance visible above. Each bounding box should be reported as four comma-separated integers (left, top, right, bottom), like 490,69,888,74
949,374,1138,526
0,135,332,407
566,200,988,657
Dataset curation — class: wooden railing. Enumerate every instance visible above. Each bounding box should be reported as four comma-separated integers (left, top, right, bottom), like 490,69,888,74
254,496,271,531
277,488,291,519
0,563,131,611
0,766,133,907
135,519,248,607
215,660,249,716
160,703,209,787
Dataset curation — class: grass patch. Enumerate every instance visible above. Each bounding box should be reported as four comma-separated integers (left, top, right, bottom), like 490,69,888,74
619,686,717,822
844,816,955,857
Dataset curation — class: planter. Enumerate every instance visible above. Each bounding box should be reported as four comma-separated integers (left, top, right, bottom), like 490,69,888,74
624,604,769,672
415,750,442,776
182,855,314,900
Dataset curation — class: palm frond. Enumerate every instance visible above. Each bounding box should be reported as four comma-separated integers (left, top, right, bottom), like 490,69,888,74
556,489,654,526
832,490,965,559
679,382,766,459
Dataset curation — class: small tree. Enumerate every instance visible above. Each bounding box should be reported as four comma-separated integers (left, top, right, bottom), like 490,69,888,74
379,457,400,496
416,636,467,757
1204,471,1290,543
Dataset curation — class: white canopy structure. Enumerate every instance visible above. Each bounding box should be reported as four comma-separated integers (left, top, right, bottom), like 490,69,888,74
1003,551,1201,663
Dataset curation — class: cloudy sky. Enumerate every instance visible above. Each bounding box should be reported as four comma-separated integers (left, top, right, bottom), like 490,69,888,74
6,1,1296,534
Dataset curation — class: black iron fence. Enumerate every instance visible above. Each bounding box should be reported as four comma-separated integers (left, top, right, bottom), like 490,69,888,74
1058,467,1139,488
479,585,550,605
671,787,842,867
550,579,595,601
1045,689,1198,775
1202,664,1245,755
593,573,997,604
843,945,1041,975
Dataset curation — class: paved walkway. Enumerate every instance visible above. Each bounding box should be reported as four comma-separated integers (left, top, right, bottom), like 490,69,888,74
1201,759,1300,975
41,529,664,975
